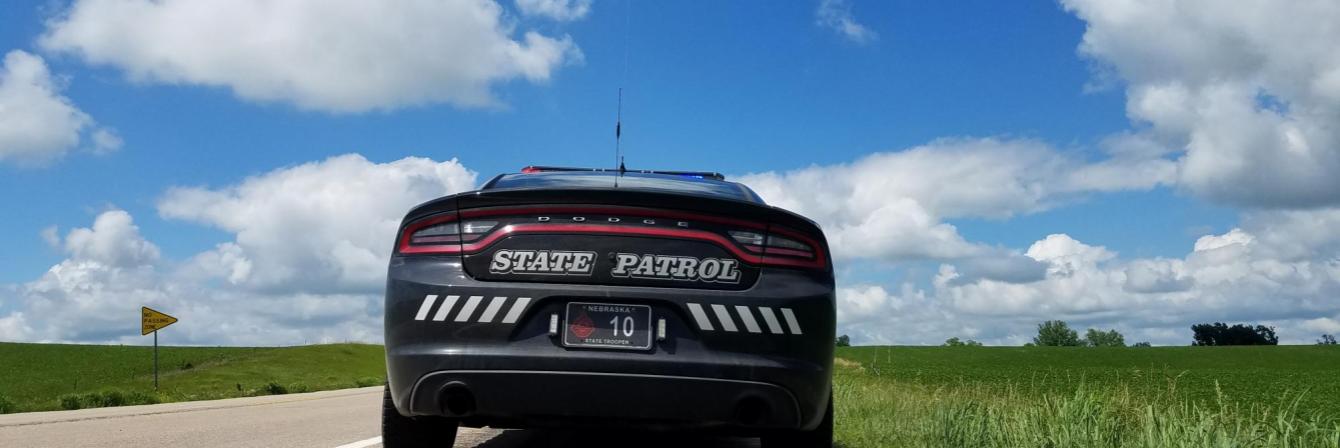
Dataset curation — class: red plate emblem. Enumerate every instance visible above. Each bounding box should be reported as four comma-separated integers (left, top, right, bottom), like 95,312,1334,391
569,311,595,339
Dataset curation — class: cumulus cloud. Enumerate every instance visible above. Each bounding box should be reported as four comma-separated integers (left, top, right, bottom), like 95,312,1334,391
837,211,1340,346
8,209,166,342
40,0,583,113
816,0,877,44
1063,0,1340,207
516,0,591,21
0,155,475,345
0,50,118,165
738,138,1174,263
158,154,477,293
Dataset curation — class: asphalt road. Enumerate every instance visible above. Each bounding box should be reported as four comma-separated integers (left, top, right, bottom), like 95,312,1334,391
0,386,759,448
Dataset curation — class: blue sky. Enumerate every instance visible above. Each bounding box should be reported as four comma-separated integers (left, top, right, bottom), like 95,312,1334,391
0,0,1214,277
2,0,1337,346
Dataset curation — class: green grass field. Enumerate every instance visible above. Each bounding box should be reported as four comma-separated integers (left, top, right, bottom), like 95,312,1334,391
3,342,1338,447
833,346,1340,447
0,342,385,413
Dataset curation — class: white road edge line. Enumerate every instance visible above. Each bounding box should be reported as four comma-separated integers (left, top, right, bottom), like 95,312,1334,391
333,436,381,448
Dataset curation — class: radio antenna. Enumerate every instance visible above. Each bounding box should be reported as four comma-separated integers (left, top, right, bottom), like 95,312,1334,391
615,0,630,176
615,87,623,171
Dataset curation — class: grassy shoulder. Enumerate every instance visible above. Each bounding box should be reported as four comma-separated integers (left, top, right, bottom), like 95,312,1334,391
0,342,385,413
833,346,1340,448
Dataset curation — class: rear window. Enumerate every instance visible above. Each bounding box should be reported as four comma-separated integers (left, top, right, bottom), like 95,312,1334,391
487,172,764,203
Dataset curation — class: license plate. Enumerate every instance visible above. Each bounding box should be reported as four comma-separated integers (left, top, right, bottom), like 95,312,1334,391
562,302,653,350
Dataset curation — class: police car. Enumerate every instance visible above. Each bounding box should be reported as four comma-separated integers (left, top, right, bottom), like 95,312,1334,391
382,167,835,447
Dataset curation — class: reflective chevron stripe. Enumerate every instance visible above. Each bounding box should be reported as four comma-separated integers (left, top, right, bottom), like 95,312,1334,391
686,303,804,335
780,308,803,335
413,295,438,321
735,305,762,333
415,295,805,337
757,307,784,334
686,303,714,331
477,297,507,323
500,297,530,324
711,304,738,332
415,294,533,325
454,296,484,322
432,295,459,321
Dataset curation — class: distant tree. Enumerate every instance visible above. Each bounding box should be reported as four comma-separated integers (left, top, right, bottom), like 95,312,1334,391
1083,328,1126,347
944,337,983,347
1033,321,1082,346
1319,334,1338,345
1191,322,1279,346
1131,341,1152,347
836,335,851,347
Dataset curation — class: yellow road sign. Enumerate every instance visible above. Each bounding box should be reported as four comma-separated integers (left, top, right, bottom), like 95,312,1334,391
141,306,178,335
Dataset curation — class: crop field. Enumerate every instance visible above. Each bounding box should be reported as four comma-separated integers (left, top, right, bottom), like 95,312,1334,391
833,346,1340,447
0,342,384,413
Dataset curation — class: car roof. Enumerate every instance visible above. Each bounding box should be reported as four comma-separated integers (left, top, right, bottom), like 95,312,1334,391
484,170,765,203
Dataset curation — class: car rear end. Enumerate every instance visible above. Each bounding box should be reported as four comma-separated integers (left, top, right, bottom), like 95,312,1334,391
383,170,835,446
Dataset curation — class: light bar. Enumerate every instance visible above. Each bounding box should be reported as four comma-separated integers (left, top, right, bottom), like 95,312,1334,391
519,165,725,181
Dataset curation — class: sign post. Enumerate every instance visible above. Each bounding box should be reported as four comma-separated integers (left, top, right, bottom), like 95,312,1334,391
141,306,179,390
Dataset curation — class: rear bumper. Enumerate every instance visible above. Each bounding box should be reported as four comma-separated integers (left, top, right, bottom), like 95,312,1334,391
409,370,801,431
384,256,834,431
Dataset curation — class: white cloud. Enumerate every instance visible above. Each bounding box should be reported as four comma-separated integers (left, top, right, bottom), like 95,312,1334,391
1063,0,1340,207
738,138,1173,263
89,128,123,154
158,154,477,293
836,212,1340,346
40,0,583,113
0,155,476,345
0,50,117,165
63,210,160,267
0,312,32,341
516,0,591,21
816,0,877,44
39,225,60,249
10,209,167,342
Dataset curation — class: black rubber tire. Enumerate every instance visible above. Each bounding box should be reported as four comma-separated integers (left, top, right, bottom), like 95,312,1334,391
760,392,833,448
382,385,458,448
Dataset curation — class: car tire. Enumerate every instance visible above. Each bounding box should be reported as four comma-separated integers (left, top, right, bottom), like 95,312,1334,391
760,392,833,448
382,385,458,448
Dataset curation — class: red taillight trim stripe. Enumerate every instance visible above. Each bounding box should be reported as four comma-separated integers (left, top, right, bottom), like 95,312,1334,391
399,222,825,269
760,247,814,258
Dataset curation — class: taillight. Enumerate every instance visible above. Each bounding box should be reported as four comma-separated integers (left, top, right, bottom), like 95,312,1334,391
410,222,459,244
729,229,816,260
728,231,765,247
404,218,498,251
399,206,826,270
459,220,497,241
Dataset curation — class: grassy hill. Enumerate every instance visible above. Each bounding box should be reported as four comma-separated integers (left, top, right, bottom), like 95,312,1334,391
0,342,385,413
